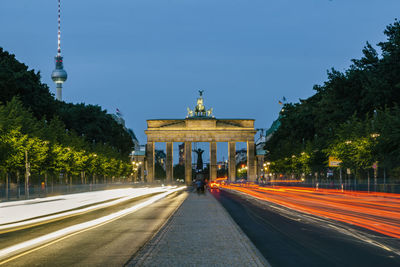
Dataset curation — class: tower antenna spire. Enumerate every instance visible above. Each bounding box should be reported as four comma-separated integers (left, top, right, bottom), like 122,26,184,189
57,0,61,56
51,0,68,101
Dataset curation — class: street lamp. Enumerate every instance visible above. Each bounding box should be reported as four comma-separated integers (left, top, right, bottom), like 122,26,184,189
238,165,248,179
370,133,380,138
132,161,140,182
263,162,271,181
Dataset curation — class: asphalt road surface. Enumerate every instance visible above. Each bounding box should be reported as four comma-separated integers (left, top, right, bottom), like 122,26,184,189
211,188,400,267
1,190,187,266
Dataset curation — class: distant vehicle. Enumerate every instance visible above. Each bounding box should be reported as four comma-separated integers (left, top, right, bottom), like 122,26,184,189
209,181,220,189
215,178,227,185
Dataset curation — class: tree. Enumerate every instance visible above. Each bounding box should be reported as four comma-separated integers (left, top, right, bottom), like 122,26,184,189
173,164,185,181
154,162,166,180
0,48,134,159
265,20,400,181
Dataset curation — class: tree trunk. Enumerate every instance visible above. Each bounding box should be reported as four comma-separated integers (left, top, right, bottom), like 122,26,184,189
65,173,68,192
5,172,9,200
384,168,386,192
45,172,48,194
16,171,20,199
354,170,357,190
25,150,29,199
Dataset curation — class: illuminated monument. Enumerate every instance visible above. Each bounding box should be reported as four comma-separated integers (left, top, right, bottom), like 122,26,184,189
187,90,214,118
51,0,67,101
145,91,262,185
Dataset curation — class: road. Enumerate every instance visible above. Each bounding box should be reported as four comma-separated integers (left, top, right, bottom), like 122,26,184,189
1,190,187,266
220,184,400,238
211,188,400,267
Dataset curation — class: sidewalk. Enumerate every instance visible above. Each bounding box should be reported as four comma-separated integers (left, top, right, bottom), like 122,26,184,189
127,190,269,267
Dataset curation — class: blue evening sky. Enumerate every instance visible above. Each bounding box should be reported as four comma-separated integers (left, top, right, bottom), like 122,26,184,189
1,0,399,161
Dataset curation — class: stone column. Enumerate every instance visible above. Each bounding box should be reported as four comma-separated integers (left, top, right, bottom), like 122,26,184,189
146,142,155,183
247,141,256,181
256,155,264,182
166,142,173,184
228,142,236,182
210,142,217,181
184,142,192,186
140,159,144,181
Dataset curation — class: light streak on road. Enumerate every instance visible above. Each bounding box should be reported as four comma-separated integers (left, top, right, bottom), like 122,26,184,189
1,187,176,225
221,184,400,239
0,186,185,262
268,180,304,183
0,186,176,232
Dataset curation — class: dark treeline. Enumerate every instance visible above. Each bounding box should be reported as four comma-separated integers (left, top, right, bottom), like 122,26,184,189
0,47,133,156
0,47,134,196
265,20,400,183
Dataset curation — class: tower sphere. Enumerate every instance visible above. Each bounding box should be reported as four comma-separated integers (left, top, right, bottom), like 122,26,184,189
51,64,68,83
52,55,67,101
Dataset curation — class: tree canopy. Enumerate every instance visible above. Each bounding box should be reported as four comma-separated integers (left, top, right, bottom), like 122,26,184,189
0,47,135,187
0,97,132,183
265,20,400,179
0,47,134,157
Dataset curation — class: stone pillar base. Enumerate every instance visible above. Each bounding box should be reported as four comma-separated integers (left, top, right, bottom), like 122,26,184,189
185,142,192,186
228,142,236,182
166,142,173,184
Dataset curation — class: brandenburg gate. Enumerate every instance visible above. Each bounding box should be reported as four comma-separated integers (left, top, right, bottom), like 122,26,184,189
145,91,257,185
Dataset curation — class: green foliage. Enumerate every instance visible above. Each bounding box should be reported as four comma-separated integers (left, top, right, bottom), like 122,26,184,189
0,48,56,119
324,115,378,171
57,103,133,156
0,97,131,183
265,20,400,179
374,107,400,169
0,46,135,186
173,164,185,180
154,162,166,180
0,47,133,157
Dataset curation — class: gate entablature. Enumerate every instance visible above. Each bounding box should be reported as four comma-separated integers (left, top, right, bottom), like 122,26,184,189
146,118,256,142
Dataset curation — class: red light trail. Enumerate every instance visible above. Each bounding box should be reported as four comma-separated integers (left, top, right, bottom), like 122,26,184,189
221,184,400,239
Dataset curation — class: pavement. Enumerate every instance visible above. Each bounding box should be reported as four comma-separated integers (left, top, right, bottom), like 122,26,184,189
127,189,270,267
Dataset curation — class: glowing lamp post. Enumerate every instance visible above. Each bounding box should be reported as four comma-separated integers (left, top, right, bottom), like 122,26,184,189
132,161,141,182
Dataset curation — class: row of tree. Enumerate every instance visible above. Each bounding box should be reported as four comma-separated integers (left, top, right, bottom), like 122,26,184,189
265,20,400,182
0,98,132,188
0,47,135,197
0,47,134,156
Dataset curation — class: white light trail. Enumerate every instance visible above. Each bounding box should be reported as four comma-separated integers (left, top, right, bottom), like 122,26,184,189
0,186,185,262
0,187,175,231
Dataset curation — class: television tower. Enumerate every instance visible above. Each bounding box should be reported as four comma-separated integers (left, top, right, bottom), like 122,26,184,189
51,0,67,101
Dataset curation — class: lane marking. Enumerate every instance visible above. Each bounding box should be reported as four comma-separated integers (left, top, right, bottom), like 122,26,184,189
0,186,186,265
0,187,173,233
